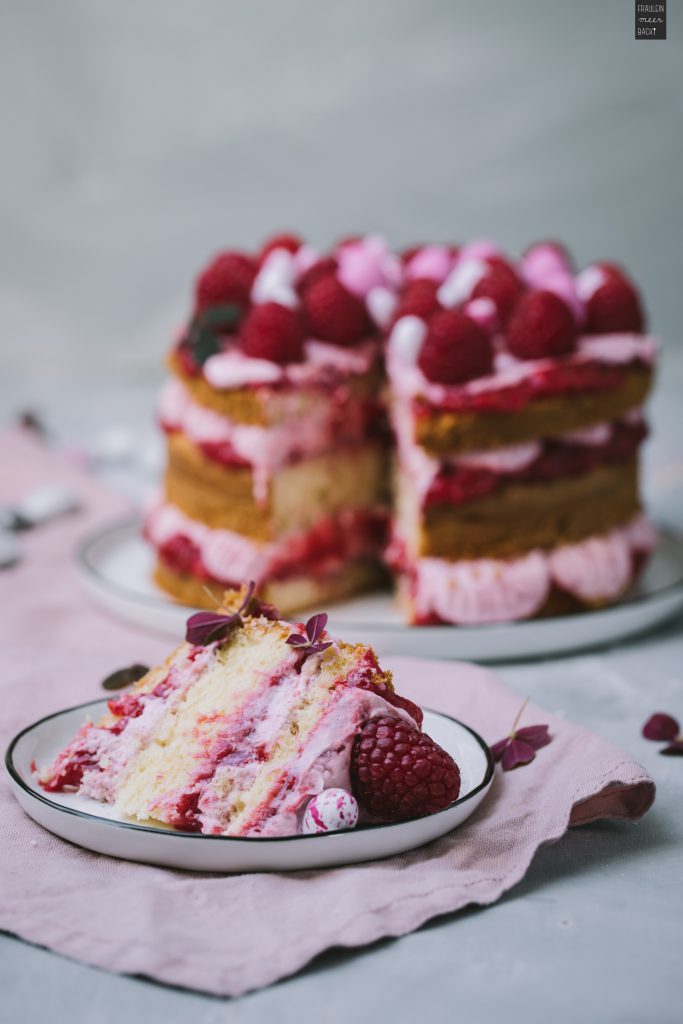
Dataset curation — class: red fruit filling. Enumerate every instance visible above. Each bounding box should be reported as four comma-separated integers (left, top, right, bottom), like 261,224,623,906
351,715,461,821
156,509,388,587
414,360,630,416
424,419,646,508
343,649,423,727
158,535,206,579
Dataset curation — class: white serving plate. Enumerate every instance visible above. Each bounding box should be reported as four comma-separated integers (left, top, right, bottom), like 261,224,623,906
5,703,493,873
77,517,683,661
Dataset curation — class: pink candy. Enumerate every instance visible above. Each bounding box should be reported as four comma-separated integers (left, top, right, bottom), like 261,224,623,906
302,788,359,834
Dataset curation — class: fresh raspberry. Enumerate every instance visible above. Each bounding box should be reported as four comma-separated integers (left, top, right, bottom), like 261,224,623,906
471,262,522,324
584,270,645,333
350,715,461,821
296,257,338,296
505,290,577,360
418,309,493,385
259,233,303,263
240,301,305,364
303,275,373,346
395,279,441,321
194,252,257,315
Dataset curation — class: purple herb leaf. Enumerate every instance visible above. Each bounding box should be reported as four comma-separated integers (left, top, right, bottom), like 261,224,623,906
286,612,333,658
660,740,683,757
185,611,239,646
515,724,551,751
501,738,537,771
305,612,328,644
490,737,510,763
306,640,334,654
642,713,679,742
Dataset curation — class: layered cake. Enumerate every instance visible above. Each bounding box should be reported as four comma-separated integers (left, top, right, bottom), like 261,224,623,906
149,235,656,626
386,241,656,623
38,585,461,836
148,234,400,614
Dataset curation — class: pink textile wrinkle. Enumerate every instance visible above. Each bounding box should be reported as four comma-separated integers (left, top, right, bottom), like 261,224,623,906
0,428,654,997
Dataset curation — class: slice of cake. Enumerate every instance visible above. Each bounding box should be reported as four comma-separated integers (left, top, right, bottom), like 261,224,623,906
148,234,400,615
38,585,461,836
386,240,657,624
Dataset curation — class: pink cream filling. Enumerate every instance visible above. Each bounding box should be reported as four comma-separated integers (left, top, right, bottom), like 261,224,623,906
402,514,656,624
146,499,386,585
158,378,375,503
391,398,646,504
201,338,379,391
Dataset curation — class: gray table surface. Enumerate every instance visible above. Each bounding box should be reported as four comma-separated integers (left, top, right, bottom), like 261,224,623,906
1,348,682,1024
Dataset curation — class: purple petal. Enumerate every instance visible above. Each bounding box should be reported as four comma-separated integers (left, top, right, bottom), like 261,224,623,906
660,741,683,757
642,713,679,741
515,724,551,750
285,634,307,647
186,611,236,645
308,641,334,654
490,737,510,762
305,612,328,644
501,739,537,771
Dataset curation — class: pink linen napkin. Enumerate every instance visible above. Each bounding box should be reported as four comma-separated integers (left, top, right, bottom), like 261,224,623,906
0,428,654,996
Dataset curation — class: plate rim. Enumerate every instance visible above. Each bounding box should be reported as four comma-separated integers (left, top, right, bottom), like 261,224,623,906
5,699,495,845
77,514,683,635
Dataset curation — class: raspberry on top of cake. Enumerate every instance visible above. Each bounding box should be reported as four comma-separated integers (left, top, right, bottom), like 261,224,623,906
38,585,461,836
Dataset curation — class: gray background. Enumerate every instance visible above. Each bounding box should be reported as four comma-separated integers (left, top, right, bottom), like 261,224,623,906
1,2,682,1022
1,0,681,404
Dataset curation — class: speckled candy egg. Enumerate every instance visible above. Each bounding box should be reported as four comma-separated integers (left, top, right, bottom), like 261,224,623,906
302,788,359,835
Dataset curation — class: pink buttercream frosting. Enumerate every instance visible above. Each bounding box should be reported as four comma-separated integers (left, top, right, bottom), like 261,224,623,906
413,551,551,625
337,236,401,300
409,514,656,624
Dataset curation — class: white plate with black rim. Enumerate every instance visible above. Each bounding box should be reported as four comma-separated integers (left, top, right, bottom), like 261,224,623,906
5,701,494,873
77,516,683,662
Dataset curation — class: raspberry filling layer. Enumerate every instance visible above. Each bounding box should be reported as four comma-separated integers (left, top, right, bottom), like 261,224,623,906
147,501,388,586
159,377,384,479
39,648,213,796
424,418,646,508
